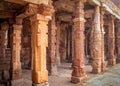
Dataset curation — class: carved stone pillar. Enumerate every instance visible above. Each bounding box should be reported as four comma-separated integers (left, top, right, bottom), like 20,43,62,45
91,6,101,74
107,15,116,66
0,22,9,80
71,0,86,83
30,14,51,86
11,17,23,86
116,20,120,63
100,8,106,72
48,13,57,75
56,22,61,65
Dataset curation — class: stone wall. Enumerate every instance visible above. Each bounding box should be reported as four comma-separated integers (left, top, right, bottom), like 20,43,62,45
111,0,120,8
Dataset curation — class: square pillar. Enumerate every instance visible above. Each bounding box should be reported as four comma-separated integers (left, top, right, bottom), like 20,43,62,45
107,15,116,66
71,0,86,83
30,14,51,86
91,6,102,74
10,18,23,86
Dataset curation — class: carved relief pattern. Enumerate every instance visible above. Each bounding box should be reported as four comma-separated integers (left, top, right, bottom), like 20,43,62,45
11,24,22,80
30,14,50,84
91,6,102,73
72,1,86,79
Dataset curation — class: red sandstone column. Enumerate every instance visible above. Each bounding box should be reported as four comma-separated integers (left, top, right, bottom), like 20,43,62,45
11,17,23,86
91,6,102,74
107,15,116,66
48,13,57,75
71,0,86,83
100,8,106,72
0,22,9,80
30,14,51,86
116,20,120,63
56,22,61,65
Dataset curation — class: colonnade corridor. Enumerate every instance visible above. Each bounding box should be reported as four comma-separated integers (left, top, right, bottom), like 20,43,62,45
0,0,120,86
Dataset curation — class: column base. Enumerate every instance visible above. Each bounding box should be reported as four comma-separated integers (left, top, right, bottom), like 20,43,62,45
32,82,49,86
101,62,107,72
51,65,58,76
92,68,101,74
11,79,23,86
107,59,116,66
116,58,120,63
71,75,87,84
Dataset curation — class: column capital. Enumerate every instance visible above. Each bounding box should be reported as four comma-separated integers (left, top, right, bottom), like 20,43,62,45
30,14,51,22
13,24,23,29
95,5,100,13
100,7,106,15
15,17,23,25
1,22,9,31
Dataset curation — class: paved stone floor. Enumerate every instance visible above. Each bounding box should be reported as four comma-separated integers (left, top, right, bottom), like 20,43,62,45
22,63,94,86
76,64,120,86
12,63,120,86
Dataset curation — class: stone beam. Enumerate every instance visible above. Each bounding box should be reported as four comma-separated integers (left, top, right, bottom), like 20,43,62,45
5,0,27,5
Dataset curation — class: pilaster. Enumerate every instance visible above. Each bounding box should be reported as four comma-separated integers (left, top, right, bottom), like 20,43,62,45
71,0,86,83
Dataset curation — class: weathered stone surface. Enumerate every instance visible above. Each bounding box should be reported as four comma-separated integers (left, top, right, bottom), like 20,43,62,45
100,8,106,72
32,82,49,86
11,79,23,86
30,14,51,84
91,6,102,74
71,1,86,83
47,13,57,75
107,15,116,66
116,20,120,63
11,22,22,80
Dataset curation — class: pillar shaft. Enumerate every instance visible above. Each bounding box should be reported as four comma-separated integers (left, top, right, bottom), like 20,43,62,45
30,14,50,85
11,24,22,80
48,13,57,75
100,9,106,72
107,15,116,66
91,6,102,73
116,20,120,63
71,1,86,83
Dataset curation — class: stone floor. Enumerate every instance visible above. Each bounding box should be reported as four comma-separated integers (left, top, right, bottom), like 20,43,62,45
76,64,120,86
22,62,94,86
2,63,120,86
